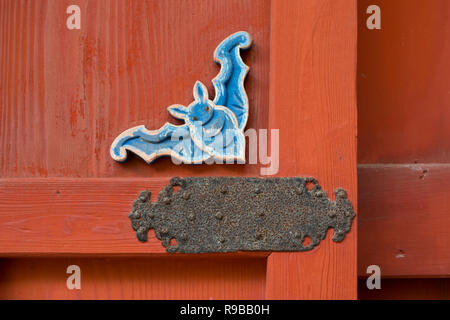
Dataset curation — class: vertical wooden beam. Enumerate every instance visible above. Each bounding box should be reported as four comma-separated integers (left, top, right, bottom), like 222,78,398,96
266,0,357,299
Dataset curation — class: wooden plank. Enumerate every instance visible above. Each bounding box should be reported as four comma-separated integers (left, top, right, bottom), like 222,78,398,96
358,164,450,277
0,0,271,178
358,278,450,300
2,165,447,278
0,0,273,300
0,178,272,257
0,256,267,299
265,0,358,299
358,0,450,163
0,0,272,300
0,178,168,254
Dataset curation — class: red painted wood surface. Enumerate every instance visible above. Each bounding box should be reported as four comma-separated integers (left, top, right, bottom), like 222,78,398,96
265,0,357,299
358,279,450,300
0,0,271,178
14,168,450,289
0,257,266,299
0,178,270,256
358,165,450,277
0,0,358,299
0,178,172,255
358,0,450,164
357,0,450,298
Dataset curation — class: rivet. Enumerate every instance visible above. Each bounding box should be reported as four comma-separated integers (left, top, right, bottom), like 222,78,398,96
160,227,168,234
215,212,223,220
295,185,304,195
129,211,141,219
294,231,302,239
256,233,263,240
335,189,347,199
180,233,188,241
182,192,191,200
220,186,227,194
328,210,336,218
255,187,262,194
163,197,171,204
138,226,147,234
188,213,195,221
139,192,150,202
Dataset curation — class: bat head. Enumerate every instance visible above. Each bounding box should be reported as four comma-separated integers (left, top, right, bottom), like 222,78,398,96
168,81,214,125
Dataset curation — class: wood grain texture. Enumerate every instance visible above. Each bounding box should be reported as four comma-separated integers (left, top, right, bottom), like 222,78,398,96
0,178,168,254
0,0,270,300
0,257,266,299
0,178,266,257
265,0,358,299
358,165,450,277
358,0,450,163
356,0,450,298
0,0,359,300
0,0,271,178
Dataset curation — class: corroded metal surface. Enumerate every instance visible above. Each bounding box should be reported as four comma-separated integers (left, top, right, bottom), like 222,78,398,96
129,177,355,253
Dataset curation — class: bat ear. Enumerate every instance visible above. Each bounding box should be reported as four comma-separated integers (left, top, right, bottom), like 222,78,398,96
167,104,188,120
193,81,208,103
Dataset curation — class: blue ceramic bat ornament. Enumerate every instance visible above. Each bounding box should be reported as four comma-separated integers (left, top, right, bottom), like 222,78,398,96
110,31,252,164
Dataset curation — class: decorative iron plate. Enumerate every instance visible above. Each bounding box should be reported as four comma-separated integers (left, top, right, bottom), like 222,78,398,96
129,177,355,253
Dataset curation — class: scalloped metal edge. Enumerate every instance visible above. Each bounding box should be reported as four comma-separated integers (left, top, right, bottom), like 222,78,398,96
129,177,355,253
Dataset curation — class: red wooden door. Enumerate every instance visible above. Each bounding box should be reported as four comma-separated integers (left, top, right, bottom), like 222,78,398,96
0,0,357,299
357,0,450,299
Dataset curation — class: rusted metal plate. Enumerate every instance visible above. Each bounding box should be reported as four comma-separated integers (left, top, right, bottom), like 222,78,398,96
129,177,355,253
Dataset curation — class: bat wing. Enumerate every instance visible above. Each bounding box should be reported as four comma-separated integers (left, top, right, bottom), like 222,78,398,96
110,124,209,164
212,31,252,130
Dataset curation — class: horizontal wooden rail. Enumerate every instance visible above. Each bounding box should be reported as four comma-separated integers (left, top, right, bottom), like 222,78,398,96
2,166,449,278
358,164,450,277
0,178,265,258
0,178,170,255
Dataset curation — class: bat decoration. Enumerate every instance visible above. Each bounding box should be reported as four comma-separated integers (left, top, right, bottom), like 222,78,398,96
110,31,252,164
